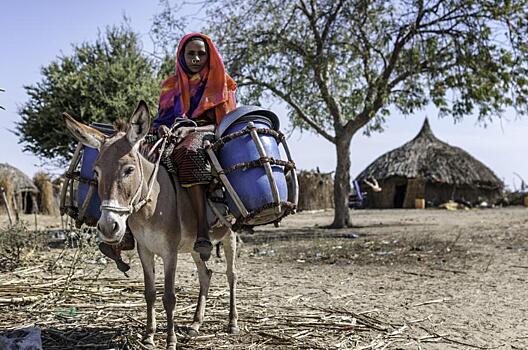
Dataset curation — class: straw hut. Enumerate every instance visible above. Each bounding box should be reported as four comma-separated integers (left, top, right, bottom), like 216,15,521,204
355,119,504,208
0,163,39,214
297,169,334,211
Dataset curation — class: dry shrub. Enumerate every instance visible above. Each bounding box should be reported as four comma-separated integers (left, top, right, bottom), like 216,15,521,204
33,171,57,215
297,170,334,211
0,175,14,216
501,190,524,206
0,224,48,272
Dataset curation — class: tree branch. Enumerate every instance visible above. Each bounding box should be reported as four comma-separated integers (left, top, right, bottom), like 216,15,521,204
298,0,344,134
349,4,430,133
321,0,345,43
298,0,322,53
241,76,336,143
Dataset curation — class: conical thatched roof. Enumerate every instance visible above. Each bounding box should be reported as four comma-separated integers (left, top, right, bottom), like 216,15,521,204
0,163,38,193
356,119,503,189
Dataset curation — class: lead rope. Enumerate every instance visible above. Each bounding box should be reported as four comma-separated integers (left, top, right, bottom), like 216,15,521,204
131,136,168,213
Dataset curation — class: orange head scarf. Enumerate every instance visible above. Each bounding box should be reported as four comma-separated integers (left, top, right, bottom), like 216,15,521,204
154,33,237,129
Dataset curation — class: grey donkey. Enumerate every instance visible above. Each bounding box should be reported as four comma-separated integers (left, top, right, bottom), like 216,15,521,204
63,101,239,349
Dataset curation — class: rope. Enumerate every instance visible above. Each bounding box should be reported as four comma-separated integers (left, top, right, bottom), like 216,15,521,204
100,136,168,214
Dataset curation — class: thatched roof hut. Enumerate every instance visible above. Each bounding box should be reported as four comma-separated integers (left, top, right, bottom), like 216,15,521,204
355,119,504,208
0,163,39,214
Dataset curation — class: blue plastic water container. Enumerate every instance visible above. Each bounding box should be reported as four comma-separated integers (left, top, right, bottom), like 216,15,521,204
77,123,115,225
217,115,288,219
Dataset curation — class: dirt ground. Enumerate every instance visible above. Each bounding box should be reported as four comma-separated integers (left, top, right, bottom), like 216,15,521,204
0,207,527,349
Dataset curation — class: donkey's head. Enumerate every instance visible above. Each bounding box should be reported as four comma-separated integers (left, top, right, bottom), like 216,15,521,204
64,101,151,244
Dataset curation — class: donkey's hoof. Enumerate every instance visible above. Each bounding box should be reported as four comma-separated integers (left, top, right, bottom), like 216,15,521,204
166,340,177,350
194,239,212,261
226,325,240,335
187,327,199,337
142,337,155,350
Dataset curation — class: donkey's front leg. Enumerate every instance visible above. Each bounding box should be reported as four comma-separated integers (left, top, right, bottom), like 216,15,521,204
189,252,212,336
162,254,177,350
223,230,239,334
138,245,156,349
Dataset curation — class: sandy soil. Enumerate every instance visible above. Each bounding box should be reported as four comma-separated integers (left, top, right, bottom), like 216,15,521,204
0,207,527,349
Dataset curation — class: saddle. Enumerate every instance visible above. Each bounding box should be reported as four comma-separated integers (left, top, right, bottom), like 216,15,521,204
148,118,232,229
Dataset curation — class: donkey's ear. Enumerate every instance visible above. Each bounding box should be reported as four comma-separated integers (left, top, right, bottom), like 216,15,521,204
127,100,150,146
63,113,106,150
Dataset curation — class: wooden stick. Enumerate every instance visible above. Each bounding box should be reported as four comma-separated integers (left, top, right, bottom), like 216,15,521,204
0,187,13,225
12,191,19,222
204,140,249,217
434,268,466,274
60,142,83,215
401,270,435,278
68,179,75,218
77,184,95,228
0,293,57,305
248,121,281,215
280,135,299,207
33,195,38,230
411,298,451,307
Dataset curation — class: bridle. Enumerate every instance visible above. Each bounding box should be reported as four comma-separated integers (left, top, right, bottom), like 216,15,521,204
99,136,168,215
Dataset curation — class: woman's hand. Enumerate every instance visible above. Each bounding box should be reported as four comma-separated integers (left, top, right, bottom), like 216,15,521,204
173,126,196,143
158,125,171,138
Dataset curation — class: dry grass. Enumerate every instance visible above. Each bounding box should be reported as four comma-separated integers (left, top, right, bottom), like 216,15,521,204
33,171,58,216
0,224,49,272
0,254,440,350
265,231,477,268
0,208,527,349
0,225,421,349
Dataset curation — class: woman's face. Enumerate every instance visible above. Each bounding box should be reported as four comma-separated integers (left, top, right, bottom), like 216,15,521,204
183,39,208,73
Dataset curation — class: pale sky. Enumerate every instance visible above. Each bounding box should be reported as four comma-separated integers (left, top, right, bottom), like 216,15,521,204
1,0,527,189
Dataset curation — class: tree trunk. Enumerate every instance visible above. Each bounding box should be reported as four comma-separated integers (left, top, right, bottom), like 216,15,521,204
330,135,352,228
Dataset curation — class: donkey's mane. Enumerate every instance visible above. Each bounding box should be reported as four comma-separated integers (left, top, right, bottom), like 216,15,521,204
113,118,128,132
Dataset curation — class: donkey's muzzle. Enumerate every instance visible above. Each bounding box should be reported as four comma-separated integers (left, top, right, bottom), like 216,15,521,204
97,220,123,243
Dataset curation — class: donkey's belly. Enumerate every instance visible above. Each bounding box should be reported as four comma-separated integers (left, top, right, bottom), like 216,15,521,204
132,226,225,257
133,229,179,256
133,228,196,256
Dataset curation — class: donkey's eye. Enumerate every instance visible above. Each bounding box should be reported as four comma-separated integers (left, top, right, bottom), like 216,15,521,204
123,166,135,177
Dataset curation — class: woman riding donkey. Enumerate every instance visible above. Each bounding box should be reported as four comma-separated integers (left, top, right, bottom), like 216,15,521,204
100,33,237,268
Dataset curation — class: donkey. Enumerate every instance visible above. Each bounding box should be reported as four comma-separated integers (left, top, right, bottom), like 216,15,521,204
63,101,239,349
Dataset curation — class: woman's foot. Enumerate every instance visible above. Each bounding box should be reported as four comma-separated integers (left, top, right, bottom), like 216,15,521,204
98,242,131,273
193,238,213,261
97,227,134,273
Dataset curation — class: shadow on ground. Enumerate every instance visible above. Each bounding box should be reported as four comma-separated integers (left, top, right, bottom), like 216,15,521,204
40,326,138,349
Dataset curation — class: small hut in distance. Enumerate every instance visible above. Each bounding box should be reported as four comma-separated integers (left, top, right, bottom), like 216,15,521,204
356,119,504,208
0,163,39,215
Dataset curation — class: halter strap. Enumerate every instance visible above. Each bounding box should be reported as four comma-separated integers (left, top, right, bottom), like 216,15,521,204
100,137,168,214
